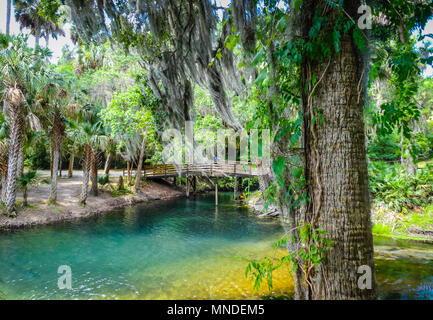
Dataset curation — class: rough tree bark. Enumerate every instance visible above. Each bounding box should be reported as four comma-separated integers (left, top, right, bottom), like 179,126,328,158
17,146,24,178
90,150,98,196
50,146,53,178
0,152,8,203
35,28,40,47
134,136,146,192
49,145,60,203
79,144,92,204
104,152,112,176
68,153,74,178
1,173,7,202
297,0,377,300
59,154,62,177
22,187,28,207
5,89,25,215
0,140,9,203
127,161,131,184
48,116,65,204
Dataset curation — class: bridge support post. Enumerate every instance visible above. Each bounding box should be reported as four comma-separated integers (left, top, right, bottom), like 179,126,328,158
186,176,190,198
215,179,218,206
193,176,197,195
234,176,240,201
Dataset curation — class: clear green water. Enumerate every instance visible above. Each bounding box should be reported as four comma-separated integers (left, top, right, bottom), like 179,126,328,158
0,193,432,300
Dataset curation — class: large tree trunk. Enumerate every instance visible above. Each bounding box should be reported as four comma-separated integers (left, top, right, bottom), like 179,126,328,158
104,152,112,176
134,136,146,192
297,0,377,299
79,144,92,204
68,153,74,178
49,145,60,203
4,88,25,215
6,0,11,36
90,150,98,196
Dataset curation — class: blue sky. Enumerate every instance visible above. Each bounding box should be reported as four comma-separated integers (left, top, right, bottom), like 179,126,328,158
0,0,431,76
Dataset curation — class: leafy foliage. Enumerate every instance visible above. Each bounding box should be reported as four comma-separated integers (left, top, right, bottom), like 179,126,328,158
244,223,331,292
369,161,433,212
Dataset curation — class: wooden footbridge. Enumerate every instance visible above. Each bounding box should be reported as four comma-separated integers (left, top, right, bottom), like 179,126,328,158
143,161,264,178
143,161,266,201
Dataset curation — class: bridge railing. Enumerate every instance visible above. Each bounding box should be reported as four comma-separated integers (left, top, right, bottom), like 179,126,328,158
143,161,262,178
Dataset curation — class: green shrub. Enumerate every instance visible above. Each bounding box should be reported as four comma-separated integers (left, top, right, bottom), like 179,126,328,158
98,174,109,186
367,133,401,161
369,161,433,212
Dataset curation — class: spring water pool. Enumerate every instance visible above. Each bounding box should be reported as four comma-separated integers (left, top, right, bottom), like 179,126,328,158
0,193,432,300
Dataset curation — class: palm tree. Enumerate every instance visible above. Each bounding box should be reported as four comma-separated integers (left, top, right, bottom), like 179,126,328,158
17,170,37,206
64,136,79,178
34,78,68,204
14,0,65,47
17,170,49,207
3,88,25,215
0,35,48,215
74,121,104,203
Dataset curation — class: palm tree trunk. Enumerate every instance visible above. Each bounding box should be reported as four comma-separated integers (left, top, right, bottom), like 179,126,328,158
49,145,60,203
50,145,53,178
23,187,28,207
1,173,7,203
0,151,8,203
17,146,24,178
35,28,40,47
127,161,131,184
79,144,91,204
104,152,112,176
6,0,11,36
90,150,98,196
59,153,62,177
5,89,25,215
134,136,146,192
68,153,74,178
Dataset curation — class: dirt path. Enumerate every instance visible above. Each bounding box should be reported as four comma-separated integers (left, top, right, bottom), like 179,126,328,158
0,172,184,230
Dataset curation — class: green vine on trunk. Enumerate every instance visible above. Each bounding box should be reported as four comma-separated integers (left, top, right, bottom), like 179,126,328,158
243,222,332,293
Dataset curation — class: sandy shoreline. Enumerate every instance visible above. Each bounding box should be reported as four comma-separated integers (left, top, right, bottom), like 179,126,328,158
0,175,184,230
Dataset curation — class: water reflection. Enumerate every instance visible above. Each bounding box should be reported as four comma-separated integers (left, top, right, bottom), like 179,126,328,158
0,194,431,300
